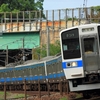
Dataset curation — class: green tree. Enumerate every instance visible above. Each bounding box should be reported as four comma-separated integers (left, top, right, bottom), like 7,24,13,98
34,40,61,59
90,6,100,23
0,0,44,12
50,40,61,56
0,4,10,12
0,0,45,22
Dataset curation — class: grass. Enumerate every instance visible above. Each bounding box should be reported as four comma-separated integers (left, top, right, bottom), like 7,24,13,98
0,91,28,99
0,91,5,95
75,93,82,99
14,94,25,98
0,91,82,100
0,91,8,99
60,97,68,100
60,93,82,100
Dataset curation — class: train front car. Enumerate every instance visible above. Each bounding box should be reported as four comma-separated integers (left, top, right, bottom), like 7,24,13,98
60,23,100,92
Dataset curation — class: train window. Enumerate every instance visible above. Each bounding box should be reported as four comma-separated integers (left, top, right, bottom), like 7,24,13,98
63,39,80,50
84,38,95,53
62,38,81,59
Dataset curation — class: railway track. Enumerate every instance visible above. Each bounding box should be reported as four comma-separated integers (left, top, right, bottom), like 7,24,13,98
4,91,64,100
2,90,100,100
1,82,100,100
74,97,100,100
1,81,100,100
70,93,100,100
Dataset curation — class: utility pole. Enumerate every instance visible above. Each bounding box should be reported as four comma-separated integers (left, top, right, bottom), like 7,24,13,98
22,38,25,61
5,46,8,66
83,0,88,20
47,27,50,56
6,45,8,66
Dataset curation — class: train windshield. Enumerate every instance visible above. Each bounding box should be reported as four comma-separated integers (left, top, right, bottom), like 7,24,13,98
61,28,81,59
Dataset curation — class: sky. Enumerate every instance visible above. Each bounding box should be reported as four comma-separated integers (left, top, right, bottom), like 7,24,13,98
43,0,100,10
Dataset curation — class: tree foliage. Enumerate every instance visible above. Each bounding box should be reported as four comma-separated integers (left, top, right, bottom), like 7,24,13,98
0,4,10,12
0,0,45,22
0,0,44,12
89,6,100,23
50,40,61,56
34,40,61,59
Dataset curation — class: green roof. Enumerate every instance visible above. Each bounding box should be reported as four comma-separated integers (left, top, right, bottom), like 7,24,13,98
0,32,40,50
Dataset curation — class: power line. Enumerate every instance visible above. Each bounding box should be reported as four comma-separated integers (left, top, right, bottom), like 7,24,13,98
83,0,88,8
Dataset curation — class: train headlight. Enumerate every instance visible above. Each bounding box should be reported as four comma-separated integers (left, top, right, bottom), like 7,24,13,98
71,62,77,67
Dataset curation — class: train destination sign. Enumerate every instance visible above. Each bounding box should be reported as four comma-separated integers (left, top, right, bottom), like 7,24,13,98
62,28,79,39
82,27,94,32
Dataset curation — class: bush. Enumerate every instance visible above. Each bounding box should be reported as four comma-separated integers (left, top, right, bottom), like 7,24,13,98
33,40,61,59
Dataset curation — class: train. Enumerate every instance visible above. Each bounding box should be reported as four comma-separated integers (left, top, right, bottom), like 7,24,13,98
1,22,100,96
0,55,65,90
59,23,100,93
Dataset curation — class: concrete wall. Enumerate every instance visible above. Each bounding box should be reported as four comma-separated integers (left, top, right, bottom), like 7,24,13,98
0,20,86,46
40,20,86,45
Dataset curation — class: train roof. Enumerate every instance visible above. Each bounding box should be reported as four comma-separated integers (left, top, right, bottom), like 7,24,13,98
60,23,100,34
4,55,61,68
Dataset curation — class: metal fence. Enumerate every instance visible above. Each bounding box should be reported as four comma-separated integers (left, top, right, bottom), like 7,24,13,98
0,7,100,32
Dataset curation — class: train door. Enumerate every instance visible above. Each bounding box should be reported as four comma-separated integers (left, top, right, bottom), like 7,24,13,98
81,36,99,73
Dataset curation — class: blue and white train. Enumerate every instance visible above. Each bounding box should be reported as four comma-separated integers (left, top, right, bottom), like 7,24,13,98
60,23,100,92
0,55,64,85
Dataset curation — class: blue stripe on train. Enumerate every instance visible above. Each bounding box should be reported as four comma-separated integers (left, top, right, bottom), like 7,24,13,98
62,60,83,69
0,72,65,83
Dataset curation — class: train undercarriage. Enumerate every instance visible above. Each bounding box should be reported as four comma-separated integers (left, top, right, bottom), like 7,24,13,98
72,73,100,87
69,73,100,98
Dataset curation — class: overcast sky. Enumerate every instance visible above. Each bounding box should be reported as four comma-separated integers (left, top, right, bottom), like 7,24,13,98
43,0,100,10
